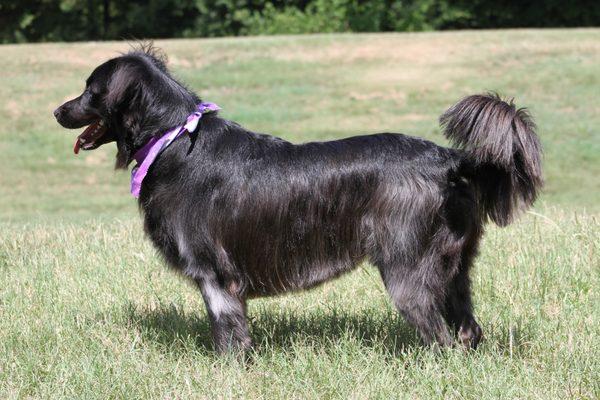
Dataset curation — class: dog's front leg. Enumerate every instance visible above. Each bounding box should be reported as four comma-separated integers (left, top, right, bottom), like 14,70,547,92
194,274,252,354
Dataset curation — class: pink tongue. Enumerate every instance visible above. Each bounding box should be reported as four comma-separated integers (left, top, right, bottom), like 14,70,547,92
73,122,101,155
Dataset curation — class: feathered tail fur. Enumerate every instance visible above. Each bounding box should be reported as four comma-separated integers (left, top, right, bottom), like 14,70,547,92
440,93,543,226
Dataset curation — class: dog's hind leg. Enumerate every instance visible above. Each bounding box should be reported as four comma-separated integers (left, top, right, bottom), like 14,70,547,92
443,247,483,349
193,273,252,354
378,263,454,348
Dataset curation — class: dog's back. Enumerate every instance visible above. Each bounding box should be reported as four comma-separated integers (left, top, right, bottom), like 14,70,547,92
142,117,463,295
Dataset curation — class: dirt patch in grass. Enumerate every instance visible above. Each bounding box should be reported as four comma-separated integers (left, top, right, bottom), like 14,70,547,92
349,89,407,105
23,45,122,68
273,36,468,65
4,100,21,119
396,113,430,122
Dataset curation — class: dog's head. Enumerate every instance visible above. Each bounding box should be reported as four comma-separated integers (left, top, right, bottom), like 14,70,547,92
54,46,198,168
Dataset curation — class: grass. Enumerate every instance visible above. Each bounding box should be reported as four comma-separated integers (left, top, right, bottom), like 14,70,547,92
0,29,599,398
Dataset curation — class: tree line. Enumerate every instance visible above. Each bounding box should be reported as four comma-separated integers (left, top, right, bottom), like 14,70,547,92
1,0,599,43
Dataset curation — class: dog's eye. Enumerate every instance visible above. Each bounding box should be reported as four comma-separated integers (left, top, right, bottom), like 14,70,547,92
88,86,104,97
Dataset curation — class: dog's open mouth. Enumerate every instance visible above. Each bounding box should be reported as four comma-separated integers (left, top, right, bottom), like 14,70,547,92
74,120,107,154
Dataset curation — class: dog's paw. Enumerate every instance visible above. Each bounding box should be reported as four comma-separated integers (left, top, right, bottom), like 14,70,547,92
458,322,483,350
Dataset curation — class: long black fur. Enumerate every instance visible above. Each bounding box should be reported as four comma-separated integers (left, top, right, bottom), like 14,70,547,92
54,47,543,353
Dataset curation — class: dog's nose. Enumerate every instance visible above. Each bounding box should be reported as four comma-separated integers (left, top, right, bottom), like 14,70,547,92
53,107,62,119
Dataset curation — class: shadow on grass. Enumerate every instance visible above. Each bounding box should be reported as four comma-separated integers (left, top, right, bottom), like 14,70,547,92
249,306,421,356
485,320,537,358
122,302,213,352
122,301,421,356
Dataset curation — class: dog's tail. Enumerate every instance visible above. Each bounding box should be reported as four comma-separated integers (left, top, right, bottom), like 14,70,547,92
440,93,543,226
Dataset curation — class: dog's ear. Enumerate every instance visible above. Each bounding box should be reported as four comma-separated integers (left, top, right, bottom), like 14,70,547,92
106,64,140,111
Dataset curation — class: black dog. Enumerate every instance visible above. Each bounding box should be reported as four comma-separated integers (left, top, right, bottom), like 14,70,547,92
54,47,542,353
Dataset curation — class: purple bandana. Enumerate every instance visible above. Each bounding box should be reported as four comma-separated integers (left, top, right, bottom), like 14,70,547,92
130,102,220,197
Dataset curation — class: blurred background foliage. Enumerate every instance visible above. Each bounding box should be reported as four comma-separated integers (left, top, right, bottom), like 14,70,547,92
1,0,599,43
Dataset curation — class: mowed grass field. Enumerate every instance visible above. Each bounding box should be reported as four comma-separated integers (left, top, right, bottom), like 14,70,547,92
0,30,598,398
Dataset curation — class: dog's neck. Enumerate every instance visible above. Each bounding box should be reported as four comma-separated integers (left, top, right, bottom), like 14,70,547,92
115,85,200,169
129,102,220,198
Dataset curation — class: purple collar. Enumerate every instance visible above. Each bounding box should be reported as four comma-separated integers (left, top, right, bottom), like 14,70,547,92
130,102,220,197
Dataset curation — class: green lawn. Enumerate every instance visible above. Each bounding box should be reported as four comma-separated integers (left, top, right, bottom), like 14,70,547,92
1,30,599,398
